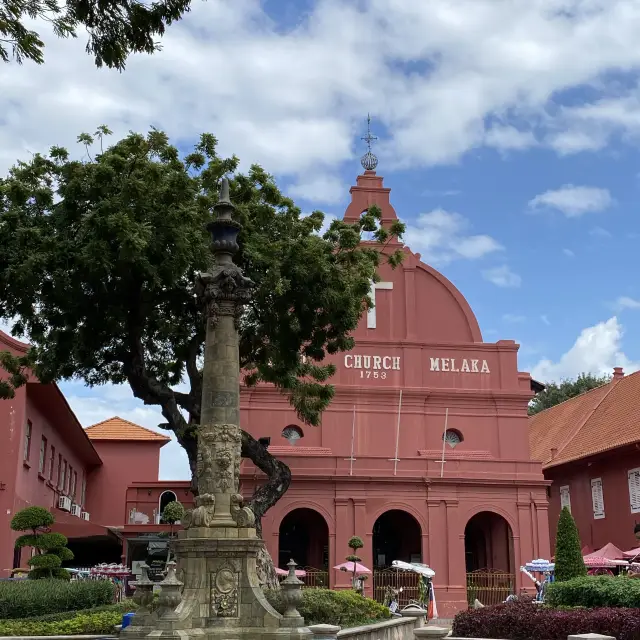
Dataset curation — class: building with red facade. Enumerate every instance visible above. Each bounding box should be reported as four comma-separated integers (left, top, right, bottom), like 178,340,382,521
239,168,551,617
529,368,640,555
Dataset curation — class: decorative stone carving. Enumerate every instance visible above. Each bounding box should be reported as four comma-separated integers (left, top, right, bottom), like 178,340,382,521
183,494,216,529
210,564,239,618
281,559,304,625
130,563,154,614
157,562,183,621
197,265,254,324
230,493,256,527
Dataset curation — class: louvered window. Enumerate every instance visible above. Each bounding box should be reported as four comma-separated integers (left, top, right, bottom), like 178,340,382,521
591,478,605,520
560,485,571,512
628,468,640,514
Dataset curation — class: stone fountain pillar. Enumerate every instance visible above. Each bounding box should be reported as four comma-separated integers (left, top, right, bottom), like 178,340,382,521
140,179,311,640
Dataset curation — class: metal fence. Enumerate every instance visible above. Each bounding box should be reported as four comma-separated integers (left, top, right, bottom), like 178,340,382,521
301,567,329,589
466,569,515,606
373,569,419,607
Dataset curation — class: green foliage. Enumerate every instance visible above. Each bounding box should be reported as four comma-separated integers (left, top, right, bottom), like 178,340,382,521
265,588,390,627
10,507,72,579
554,507,587,582
0,579,115,618
0,127,405,522
528,373,611,416
0,0,191,68
0,350,32,399
0,609,126,636
347,536,364,550
10,506,54,532
547,576,640,608
162,500,184,524
16,600,136,623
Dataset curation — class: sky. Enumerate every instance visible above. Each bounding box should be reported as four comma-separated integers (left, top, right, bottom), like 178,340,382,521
2,0,640,480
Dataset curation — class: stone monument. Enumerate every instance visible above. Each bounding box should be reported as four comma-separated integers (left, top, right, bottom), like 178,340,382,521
131,179,311,640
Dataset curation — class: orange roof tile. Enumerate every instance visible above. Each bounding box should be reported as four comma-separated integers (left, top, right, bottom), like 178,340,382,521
529,370,640,469
85,417,171,443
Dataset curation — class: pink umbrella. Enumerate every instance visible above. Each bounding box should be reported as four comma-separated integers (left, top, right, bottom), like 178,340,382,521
276,567,307,577
583,556,616,568
333,561,371,574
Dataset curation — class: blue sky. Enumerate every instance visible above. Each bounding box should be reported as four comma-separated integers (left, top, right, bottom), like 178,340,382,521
2,0,640,479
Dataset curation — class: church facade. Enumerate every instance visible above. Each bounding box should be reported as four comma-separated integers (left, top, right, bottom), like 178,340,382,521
240,168,550,617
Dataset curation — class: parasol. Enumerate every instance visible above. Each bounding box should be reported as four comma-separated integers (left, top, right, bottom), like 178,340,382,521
275,567,306,577
333,561,371,574
391,560,435,578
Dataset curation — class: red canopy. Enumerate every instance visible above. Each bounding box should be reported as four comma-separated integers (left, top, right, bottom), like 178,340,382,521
624,547,640,560
584,543,625,560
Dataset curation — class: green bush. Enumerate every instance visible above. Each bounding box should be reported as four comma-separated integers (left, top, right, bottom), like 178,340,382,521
0,610,126,636
14,600,137,623
265,588,391,627
554,507,587,582
547,576,640,608
0,579,115,618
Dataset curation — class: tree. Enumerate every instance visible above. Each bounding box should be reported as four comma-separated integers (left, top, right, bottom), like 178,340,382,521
345,535,364,592
161,500,184,565
10,506,73,579
0,350,32,399
0,127,404,581
1,0,191,67
528,373,611,416
554,507,586,582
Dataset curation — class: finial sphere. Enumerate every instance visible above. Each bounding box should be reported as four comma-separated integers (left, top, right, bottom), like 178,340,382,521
361,151,378,171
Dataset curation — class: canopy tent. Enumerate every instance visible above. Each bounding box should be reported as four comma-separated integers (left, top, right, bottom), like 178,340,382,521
585,543,625,561
624,547,640,560
391,560,435,578
583,556,616,568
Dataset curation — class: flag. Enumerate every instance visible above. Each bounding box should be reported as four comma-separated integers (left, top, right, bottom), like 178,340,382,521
427,581,438,620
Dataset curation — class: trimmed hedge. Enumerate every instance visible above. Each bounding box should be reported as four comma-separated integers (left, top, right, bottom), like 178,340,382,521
0,610,125,636
265,588,391,627
547,576,640,609
0,579,115,619
452,601,640,640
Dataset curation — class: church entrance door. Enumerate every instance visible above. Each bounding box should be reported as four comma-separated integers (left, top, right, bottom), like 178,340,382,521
464,511,515,606
372,509,422,605
278,508,329,588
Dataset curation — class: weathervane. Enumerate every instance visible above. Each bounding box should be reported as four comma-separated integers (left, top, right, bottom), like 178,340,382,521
360,113,379,171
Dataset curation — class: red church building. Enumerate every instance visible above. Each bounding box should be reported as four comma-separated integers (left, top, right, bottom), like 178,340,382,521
240,167,551,617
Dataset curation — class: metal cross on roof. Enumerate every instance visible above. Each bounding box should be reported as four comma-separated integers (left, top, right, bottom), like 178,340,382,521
360,114,379,171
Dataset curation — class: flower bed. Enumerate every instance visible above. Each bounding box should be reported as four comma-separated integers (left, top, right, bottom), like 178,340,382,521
452,601,640,640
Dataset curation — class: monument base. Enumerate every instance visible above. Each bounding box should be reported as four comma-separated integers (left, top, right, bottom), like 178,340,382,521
136,527,311,640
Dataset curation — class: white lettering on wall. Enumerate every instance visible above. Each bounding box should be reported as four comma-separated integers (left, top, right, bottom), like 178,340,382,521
429,357,490,374
344,354,401,380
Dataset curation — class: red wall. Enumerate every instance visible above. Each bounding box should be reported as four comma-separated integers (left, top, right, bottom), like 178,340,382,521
124,482,194,526
86,441,164,527
546,446,640,553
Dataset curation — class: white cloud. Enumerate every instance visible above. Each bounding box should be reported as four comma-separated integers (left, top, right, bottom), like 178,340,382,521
482,265,521,288
503,313,526,323
60,381,190,480
563,248,575,258
590,226,612,238
541,315,551,326
288,175,345,205
616,296,640,310
528,185,613,217
404,209,502,265
531,317,639,382
5,1,640,191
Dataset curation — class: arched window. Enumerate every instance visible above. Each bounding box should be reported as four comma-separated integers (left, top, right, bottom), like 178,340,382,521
282,425,304,445
158,490,178,523
443,429,463,449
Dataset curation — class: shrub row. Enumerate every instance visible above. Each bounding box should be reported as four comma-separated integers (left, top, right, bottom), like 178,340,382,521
452,601,640,640
265,588,390,627
547,576,640,609
0,610,125,636
0,579,115,619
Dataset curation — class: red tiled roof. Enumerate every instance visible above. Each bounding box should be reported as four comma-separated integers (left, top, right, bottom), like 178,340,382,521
529,370,640,469
85,417,170,443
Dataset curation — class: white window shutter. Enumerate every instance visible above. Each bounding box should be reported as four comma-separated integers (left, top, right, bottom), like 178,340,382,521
591,478,605,520
560,485,571,513
629,469,640,514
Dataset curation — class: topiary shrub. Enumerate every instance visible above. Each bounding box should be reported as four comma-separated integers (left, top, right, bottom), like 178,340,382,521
547,575,640,609
0,579,115,619
265,588,390,627
11,507,74,580
452,600,640,640
554,507,587,582
345,536,365,592
161,501,185,565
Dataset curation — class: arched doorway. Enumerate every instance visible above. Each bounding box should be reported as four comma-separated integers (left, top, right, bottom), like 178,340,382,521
158,491,178,524
278,508,329,587
372,510,422,605
464,511,515,606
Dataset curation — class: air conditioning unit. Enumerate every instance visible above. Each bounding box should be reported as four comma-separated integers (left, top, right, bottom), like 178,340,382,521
58,496,72,511
81,511,90,521
70,504,82,517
